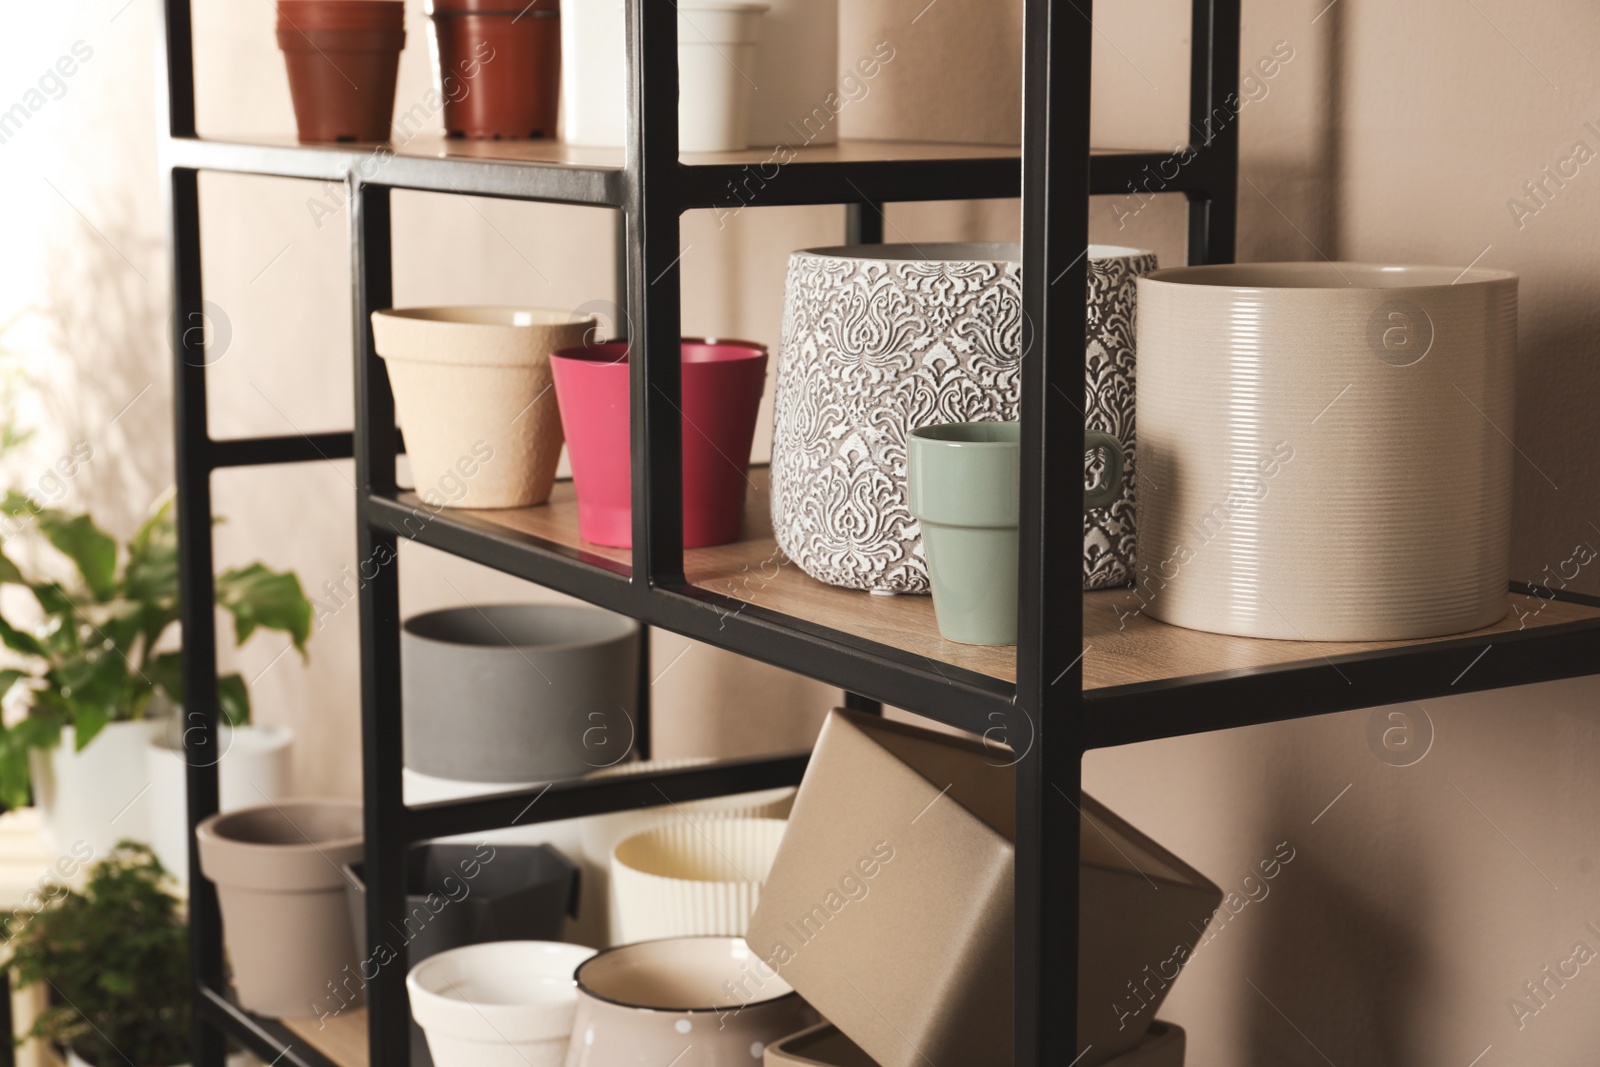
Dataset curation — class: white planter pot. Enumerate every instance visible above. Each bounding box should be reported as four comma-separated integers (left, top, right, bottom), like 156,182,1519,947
559,0,773,152
146,724,294,884
31,721,163,858
608,816,786,944
407,941,596,1067
678,3,768,152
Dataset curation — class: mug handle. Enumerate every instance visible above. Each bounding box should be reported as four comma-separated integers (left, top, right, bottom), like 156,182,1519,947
1084,431,1125,511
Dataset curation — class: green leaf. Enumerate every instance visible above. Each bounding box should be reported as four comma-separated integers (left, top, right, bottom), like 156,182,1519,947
70,702,110,751
37,512,118,602
216,564,313,655
0,668,28,702
0,712,62,809
123,495,178,603
0,490,41,519
146,651,184,706
0,615,45,659
0,548,23,585
28,581,73,617
217,673,249,728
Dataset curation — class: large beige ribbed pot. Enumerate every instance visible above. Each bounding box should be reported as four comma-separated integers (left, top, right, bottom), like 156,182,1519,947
196,799,364,1019
371,308,596,509
1135,262,1517,641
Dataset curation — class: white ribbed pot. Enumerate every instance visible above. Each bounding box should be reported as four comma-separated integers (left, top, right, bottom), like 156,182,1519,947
577,757,794,947
1135,261,1518,640
608,816,786,944
370,308,595,510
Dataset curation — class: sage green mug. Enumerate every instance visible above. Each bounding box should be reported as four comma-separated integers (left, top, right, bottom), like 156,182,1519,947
908,423,1124,645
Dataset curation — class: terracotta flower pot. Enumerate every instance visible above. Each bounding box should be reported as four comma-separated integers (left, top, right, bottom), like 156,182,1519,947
428,0,561,139
277,2,406,143
370,307,596,509
196,799,364,1019
549,339,767,548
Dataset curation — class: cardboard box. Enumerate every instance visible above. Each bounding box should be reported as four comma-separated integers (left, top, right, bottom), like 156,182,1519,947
765,1021,1186,1067
746,710,1220,1067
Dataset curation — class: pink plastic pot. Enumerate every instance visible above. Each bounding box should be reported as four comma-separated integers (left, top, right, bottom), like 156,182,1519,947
550,340,767,549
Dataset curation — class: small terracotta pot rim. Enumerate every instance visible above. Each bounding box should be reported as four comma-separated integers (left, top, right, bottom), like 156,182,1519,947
574,936,800,1014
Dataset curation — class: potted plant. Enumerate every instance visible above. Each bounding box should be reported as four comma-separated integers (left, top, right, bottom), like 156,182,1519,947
0,491,312,855
8,841,243,1067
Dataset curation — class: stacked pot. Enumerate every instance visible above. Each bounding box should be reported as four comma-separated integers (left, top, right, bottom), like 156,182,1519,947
276,1,406,142
428,0,563,139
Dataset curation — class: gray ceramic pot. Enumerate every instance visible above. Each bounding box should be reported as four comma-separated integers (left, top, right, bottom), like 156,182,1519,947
402,604,640,783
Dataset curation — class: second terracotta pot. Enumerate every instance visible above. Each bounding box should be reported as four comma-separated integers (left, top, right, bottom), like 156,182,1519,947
196,799,365,1019
550,339,768,549
277,4,406,143
429,0,561,139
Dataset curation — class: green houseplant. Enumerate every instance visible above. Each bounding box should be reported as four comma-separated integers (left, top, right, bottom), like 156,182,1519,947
10,842,191,1067
0,492,313,820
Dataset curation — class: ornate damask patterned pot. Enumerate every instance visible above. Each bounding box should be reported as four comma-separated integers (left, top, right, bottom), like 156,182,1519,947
771,242,1156,594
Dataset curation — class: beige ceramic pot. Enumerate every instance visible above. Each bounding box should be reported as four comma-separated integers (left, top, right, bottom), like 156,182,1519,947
565,937,818,1067
1134,262,1517,641
609,817,787,944
196,799,364,1018
371,307,596,509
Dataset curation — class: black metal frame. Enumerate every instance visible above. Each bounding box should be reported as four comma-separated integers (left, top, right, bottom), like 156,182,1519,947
153,1,1600,1064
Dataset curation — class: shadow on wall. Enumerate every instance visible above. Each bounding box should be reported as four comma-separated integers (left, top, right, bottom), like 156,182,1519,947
40,182,171,532
1242,834,1432,1066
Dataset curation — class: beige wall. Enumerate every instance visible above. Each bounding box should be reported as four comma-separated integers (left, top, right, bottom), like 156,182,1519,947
5,0,1600,1064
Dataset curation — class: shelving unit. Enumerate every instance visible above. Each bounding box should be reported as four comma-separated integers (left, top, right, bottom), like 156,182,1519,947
157,1,1600,1065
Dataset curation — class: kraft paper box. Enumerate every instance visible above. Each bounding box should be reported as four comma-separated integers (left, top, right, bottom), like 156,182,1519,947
764,1021,1187,1067
746,710,1220,1067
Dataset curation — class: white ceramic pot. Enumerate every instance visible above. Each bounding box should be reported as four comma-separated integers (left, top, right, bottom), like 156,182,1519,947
577,758,794,946
559,0,627,147
1135,261,1518,640
369,308,596,510
562,0,798,151
746,0,837,146
609,816,786,944
146,723,294,884
678,3,769,152
31,720,163,857
408,941,597,1067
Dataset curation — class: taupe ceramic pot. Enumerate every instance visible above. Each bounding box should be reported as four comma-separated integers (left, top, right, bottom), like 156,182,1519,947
1135,262,1517,640
196,799,364,1018
564,937,818,1066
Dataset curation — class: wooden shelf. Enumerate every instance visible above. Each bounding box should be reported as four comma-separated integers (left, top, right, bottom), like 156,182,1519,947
450,468,1018,684
282,1008,368,1067
1083,588,1600,691
445,469,1600,705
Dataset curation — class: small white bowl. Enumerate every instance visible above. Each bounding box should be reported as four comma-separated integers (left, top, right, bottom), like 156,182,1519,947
407,940,597,1067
